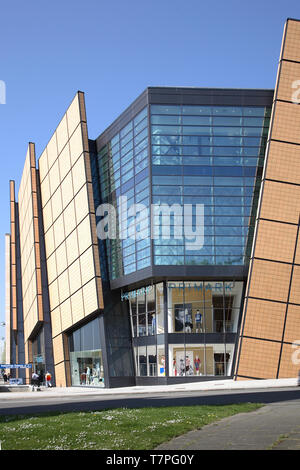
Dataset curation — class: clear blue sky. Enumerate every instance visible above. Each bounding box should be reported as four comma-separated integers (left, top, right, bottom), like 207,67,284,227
0,0,299,338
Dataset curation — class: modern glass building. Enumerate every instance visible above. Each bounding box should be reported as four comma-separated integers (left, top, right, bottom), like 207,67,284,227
5,18,300,387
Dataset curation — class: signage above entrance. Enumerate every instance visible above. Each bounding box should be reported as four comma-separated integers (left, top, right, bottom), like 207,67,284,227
121,285,153,301
0,364,32,369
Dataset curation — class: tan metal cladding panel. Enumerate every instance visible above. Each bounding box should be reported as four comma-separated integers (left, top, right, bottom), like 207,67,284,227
52,334,65,365
82,279,98,316
284,304,300,343
84,153,93,184
248,258,292,303
54,362,67,388
237,338,281,379
271,101,300,145
242,298,286,342
66,94,81,138
254,219,297,263
60,298,73,332
39,148,48,184
289,266,300,304
278,343,300,378
51,306,62,338
72,156,86,195
282,20,300,62
36,92,103,338
71,289,85,324
294,236,300,265
37,295,43,321
81,123,89,153
56,114,69,156
96,277,104,309
264,141,300,185
260,180,300,225
78,91,87,123
276,60,300,102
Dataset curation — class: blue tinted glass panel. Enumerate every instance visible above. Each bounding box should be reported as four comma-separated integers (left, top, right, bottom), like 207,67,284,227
120,121,133,138
243,107,266,116
182,116,212,125
213,107,242,116
183,176,213,185
137,257,151,270
154,256,184,265
151,115,181,125
134,107,147,126
213,117,242,126
152,125,181,135
182,106,212,115
152,175,182,185
152,156,182,165
134,117,147,135
151,105,181,114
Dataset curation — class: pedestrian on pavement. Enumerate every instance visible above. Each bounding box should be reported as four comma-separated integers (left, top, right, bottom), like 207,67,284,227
39,370,44,387
31,372,40,391
45,371,52,388
3,373,7,384
297,370,300,386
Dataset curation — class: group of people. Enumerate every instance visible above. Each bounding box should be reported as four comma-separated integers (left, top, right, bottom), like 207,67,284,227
31,371,52,391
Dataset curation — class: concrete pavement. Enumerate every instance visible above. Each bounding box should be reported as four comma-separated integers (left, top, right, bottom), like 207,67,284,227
156,399,300,450
0,377,298,400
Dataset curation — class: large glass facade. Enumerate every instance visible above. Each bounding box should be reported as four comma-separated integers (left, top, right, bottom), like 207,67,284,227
97,107,150,279
151,104,270,266
167,281,243,334
93,93,272,384
128,280,242,378
169,343,235,377
68,317,104,387
167,281,242,377
128,284,164,338
32,328,46,376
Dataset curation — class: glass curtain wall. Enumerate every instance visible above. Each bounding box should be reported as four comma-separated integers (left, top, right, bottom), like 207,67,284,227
128,283,166,377
167,281,243,334
128,281,242,378
168,281,243,377
68,317,104,387
128,284,165,339
32,327,46,378
97,107,151,279
151,104,270,266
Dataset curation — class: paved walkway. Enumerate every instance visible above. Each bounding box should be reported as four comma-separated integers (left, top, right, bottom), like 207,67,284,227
156,399,300,450
0,377,298,398
1,376,300,449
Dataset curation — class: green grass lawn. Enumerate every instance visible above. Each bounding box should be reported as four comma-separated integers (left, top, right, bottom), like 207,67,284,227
0,403,262,450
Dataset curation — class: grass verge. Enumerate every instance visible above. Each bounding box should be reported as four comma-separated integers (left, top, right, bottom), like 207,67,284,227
0,403,262,450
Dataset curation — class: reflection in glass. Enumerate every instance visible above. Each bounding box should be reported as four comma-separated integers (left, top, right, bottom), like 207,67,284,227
156,283,164,334
69,317,104,387
138,346,147,376
128,281,243,378
167,281,243,334
169,343,233,377
32,328,46,377
151,104,270,268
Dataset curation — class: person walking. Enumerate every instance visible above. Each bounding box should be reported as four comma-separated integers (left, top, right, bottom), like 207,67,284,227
39,370,44,387
31,372,39,391
45,371,52,388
